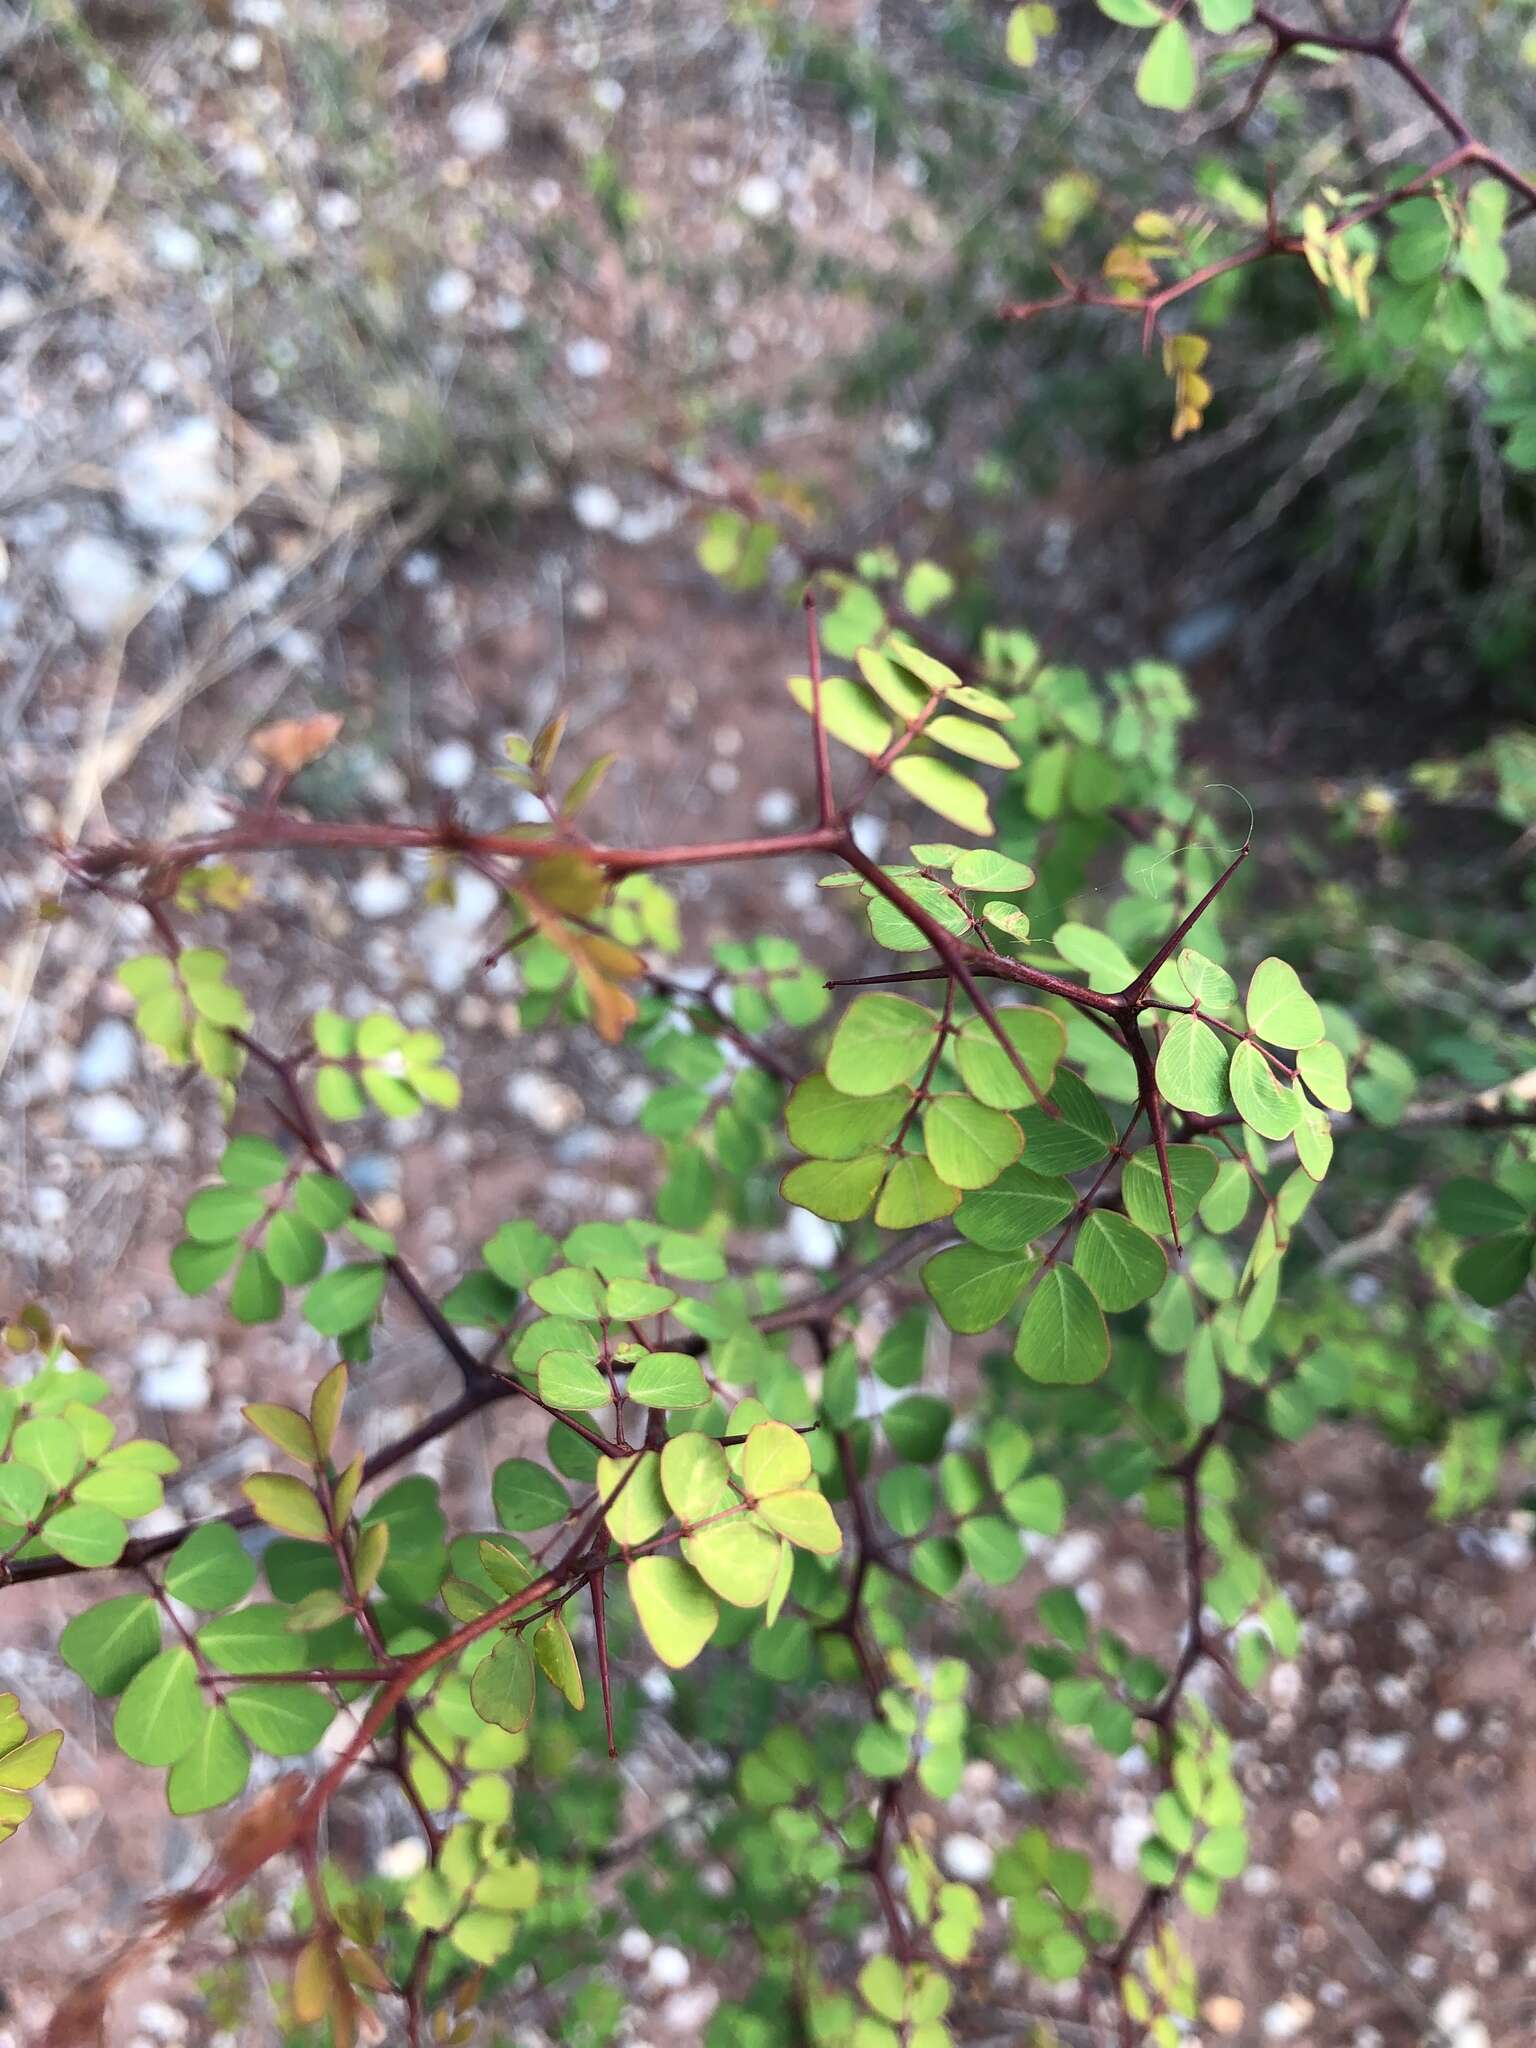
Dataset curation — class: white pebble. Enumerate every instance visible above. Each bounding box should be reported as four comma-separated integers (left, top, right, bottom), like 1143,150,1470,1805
428,269,475,318
316,190,361,231
428,739,475,790
660,1987,718,2032
54,532,145,637
150,221,202,273
138,1339,211,1413
646,1945,690,1991
72,1093,147,1151
506,1071,583,1135
940,1833,994,1883
375,1837,429,1880
224,32,263,70
1045,1531,1102,1584
448,97,509,158
1349,1732,1410,1774
1434,1707,1469,1742
32,1185,69,1225
75,1018,137,1092
352,867,412,920
572,482,621,531
617,1927,653,1964
737,174,783,221
787,1206,838,1268
1262,1997,1314,2041
118,417,225,542
565,336,611,379
134,2001,186,2042
181,545,233,597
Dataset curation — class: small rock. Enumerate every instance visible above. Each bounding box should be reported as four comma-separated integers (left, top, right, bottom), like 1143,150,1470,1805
32,1185,69,1225
1109,1809,1152,1872
1262,1996,1314,2041
506,1071,582,1135
448,97,509,158
150,220,202,273
55,532,145,637
939,1833,994,1883
138,1338,211,1412
72,1093,147,1151
659,1987,718,2032
428,269,475,318
119,418,225,542
346,1154,397,1199
565,336,611,379
0,280,36,327
182,545,233,597
1350,1732,1410,1774
48,1784,99,1822
617,1927,653,1965
224,31,263,70
316,190,361,231
352,866,413,919
1487,1526,1530,1570
572,482,621,531
646,1946,689,1991
1045,1531,1101,1584
1434,1707,1469,1742
134,2001,187,2041
1436,1989,1477,2033
376,1837,429,1880
410,868,502,993
75,1018,137,1092
737,174,783,221
787,1206,838,1269
428,739,475,790
1202,1997,1245,2037
493,294,527,332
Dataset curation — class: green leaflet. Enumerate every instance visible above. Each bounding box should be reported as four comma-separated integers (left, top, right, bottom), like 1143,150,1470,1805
921,1096,1023,1190
1154,1015,1230,1115
1135,18,1197,111
826,994,939,1095
952,1008,1065,1109
955,1167,1075,1252
1245,958,1323,1049
874,1157,962,1228
781,1153,884,1222
922,1245,1034,1333
1073,1211,1167,1312
786,1075,908,1158
1228,1041,1300,1140
628,1557,719,1668
1015,1268,1110,1385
